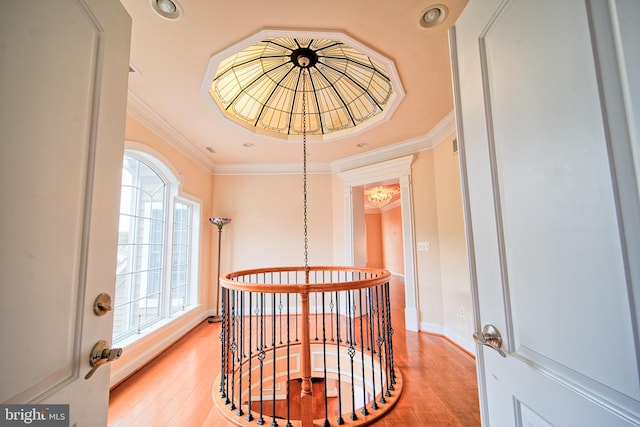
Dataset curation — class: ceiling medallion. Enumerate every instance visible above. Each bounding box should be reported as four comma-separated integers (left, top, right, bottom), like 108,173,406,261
202,30,404,141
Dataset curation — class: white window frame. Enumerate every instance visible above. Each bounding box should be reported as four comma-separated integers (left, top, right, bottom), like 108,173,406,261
113,143,201,344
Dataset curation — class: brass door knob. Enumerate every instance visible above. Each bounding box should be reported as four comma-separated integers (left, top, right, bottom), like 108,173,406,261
85,340,123,379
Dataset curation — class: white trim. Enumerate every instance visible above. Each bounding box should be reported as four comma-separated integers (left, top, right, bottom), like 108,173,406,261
128,84,455,177
419,321,444,335
127,91,216,173
213,162,332,175
337,155,420,332
419,322,477,355
125,140,183,187
332,111,456,173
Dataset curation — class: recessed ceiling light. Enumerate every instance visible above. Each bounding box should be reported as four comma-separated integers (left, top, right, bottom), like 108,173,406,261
420,4,448,28
150,0,182,20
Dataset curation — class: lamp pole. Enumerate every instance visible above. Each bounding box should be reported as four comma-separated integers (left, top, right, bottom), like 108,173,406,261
208,217,231,323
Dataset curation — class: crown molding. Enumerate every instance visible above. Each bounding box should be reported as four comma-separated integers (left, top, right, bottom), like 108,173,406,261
127,86,455,176
127,90,216,173
212,162,332,175
330,110,455,173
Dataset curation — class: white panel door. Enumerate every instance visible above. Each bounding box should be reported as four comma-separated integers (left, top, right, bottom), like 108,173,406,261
0,1,130,425
451,0,640,425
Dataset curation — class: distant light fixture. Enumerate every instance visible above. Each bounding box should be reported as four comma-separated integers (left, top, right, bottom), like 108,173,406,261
150,0,182,20
357,143,369,148
420,4,448,28
366,185,400,208
243,143,255,148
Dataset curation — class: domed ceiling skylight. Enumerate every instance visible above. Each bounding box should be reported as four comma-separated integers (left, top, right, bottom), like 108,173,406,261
202,30,403,141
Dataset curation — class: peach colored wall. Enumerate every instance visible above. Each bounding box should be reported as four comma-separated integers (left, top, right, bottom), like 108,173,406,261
381,206,404,275
331,174,346,265
433,136,473,343
410,149,444,328
212,173,334,272
365,213,383,268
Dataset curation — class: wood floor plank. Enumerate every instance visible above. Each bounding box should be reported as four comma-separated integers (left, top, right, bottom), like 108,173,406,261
108,278,480,426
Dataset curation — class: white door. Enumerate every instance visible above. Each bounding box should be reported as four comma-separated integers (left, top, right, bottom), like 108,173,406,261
451,0,640,425
0,1,130,425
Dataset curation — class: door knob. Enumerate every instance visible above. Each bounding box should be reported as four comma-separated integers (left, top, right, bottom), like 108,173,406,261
85,340,123,379
473,324,506,358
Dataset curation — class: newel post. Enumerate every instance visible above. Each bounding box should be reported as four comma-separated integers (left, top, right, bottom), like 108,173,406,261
300,289,313,426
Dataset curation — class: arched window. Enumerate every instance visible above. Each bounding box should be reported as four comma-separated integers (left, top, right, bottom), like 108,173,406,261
113,151,200,342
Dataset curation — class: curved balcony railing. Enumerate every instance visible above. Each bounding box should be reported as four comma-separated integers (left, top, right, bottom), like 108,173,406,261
213,266,402,427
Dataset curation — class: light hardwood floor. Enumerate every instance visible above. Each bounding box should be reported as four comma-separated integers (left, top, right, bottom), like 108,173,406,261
108,279,481,426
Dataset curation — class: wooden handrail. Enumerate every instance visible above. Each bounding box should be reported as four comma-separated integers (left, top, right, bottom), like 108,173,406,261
220,266,391,294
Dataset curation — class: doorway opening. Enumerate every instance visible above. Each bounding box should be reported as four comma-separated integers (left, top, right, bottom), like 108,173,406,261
338,155,419,331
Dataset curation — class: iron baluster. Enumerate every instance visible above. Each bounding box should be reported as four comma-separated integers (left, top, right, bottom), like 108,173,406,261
257,292,265,425
246,292,254,422
271,293,278,427
358,288,369,416
286,293,292,427
347,289,357,421
367,287,378,410
279,293,283,345
321,292,330,427
385,280,397,387
379,285,391,399
314,291,319,341
335,291,344,425
374,285,386,404
229,290,237,411
219,286,227,398
237,291,245,417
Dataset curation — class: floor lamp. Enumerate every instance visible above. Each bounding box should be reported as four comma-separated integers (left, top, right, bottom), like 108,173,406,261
208,217,231,323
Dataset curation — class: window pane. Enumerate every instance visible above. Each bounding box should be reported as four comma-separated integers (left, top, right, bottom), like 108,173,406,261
171,201,191,315
113,155,166,341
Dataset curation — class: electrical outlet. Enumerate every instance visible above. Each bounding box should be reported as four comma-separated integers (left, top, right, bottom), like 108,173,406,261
418,241,430,251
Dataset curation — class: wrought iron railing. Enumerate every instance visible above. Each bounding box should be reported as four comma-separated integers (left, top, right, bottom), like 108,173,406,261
213,266,402,426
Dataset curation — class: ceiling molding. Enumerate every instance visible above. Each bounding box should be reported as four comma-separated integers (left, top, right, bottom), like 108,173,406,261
212,162,332,175
365,198,402,214
127,90,216,173
331,110,455,173
337,155,414,186
127,86,455,176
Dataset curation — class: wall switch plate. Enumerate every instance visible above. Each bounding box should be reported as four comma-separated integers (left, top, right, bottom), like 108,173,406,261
418,242,430,251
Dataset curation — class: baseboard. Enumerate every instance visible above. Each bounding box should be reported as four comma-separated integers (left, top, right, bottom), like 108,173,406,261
442,326,476,356
419,321,476,357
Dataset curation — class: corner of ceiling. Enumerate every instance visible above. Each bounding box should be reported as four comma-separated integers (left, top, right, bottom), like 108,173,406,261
127,90,217,173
